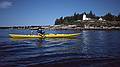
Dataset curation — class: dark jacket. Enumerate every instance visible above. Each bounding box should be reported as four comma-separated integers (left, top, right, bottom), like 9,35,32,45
37,30,45,34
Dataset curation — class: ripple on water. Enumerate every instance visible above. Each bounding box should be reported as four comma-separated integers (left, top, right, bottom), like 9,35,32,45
1,30,120,67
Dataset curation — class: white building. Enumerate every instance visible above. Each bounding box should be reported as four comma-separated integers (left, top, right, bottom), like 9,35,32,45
99,17,106,21
99,18,103,21
83,14,91,20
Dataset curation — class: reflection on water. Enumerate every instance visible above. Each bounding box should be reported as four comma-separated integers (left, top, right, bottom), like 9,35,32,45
10,37,77,47
98,31,104,41
82,31,89,54
0,29,120,67
10,38,44,47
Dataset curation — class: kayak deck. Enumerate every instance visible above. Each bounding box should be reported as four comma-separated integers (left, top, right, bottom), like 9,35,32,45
9,33,80,38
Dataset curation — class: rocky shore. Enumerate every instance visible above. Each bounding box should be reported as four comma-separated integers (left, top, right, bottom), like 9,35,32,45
1,25,120,30
43,25,120,30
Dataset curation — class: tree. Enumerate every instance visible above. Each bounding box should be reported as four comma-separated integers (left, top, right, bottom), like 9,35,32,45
55,19,60,25
117,13,120,21
87,11,96,19
103,13,115,21
59,17,64,23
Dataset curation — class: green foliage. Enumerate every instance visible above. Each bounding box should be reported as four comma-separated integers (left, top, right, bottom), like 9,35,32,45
102,13,115,21
117,13,120,21
55,11,120,25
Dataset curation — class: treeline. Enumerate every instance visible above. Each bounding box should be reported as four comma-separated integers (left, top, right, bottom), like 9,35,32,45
55,11,120,25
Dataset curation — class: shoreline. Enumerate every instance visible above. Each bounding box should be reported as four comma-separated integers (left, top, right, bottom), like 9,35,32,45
0,25,120,30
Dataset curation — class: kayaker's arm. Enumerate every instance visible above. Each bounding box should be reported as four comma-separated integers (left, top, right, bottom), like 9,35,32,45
30,30,34,35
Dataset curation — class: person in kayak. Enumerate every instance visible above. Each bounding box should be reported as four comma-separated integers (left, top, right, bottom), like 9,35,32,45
37,27,45,38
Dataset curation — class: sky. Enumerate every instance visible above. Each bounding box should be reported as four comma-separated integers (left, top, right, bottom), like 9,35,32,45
0,0,120,26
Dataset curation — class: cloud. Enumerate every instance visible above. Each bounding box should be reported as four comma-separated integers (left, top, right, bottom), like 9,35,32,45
0,1,13,8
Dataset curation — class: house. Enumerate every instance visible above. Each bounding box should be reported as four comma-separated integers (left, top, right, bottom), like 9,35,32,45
99,18,103,21
99,17,106,21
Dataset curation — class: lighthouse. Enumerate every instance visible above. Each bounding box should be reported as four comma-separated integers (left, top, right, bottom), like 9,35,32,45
83,14,91,20
83,14,87,20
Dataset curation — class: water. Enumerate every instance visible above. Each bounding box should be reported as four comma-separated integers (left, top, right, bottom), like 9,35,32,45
0,29,120,67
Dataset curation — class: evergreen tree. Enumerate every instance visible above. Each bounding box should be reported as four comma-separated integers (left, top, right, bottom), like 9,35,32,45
103,13,114,21
73,12,80,21
87,11,96,19
117,13,120,21
59,17,64,23
55,19,60,25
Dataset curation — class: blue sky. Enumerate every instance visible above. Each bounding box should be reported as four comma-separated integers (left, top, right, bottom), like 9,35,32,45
0,0,120,26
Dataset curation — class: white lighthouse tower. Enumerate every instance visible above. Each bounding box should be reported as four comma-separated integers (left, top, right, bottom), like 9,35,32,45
83,14,91,20
83,14,87,20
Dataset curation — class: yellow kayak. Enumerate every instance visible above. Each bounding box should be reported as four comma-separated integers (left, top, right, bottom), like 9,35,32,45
9,33,80,38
